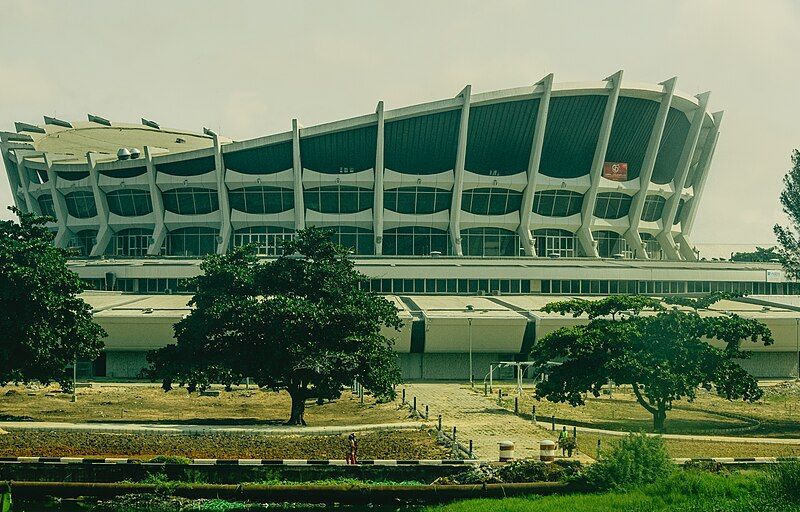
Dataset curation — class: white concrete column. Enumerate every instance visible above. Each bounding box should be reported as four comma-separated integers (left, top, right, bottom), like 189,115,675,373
144,146,167,255
43,154,71,248
292,119,305,231
623,77,677,259
675,110,723,260
87,152,112,256
213,135,232,254
13,150,40,215
1,144,25,211
657,91,711,261
449,85,471,256
517,74,554,256
373,101,385,255
577,70,624,257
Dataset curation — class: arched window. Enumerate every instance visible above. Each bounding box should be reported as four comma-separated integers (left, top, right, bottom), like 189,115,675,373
232,226,295,256
640,232,663,260
65,191,97,218
304,186,372,214
641,195,666,222
107,189,153,216
461,227,520,256
593,192,633,219
162,188,219,215
37,194,56,218
68,230,97,257
57,171,89,181
327,226,373,255
461,188,522,215
534,229,578,257
113,228,153,257
532,190,584,217
594,230,630,258
382,227,451,255
384,187,451,214
167,227,219,256
229,187,294,214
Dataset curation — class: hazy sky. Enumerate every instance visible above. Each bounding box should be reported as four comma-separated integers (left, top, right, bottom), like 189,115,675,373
1,0,797,244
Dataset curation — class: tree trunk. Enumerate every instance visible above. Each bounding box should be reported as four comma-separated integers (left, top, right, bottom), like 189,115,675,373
286,386,307,426
653,403,667,433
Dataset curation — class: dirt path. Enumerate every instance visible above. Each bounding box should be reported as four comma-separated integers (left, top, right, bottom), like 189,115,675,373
403,383,593,463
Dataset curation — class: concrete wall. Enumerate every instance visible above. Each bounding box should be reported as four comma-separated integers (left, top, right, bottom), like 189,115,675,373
397,353,518,380
736,352,799,379
105,351,150,379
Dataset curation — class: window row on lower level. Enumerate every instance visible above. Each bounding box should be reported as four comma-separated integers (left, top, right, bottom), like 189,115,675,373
68,226,670,259
81,277,800,297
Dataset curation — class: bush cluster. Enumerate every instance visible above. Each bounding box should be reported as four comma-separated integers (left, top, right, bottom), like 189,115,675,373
576,433,673,490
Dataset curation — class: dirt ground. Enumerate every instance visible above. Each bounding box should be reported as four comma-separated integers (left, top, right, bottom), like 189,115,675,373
489,381,800,437
0,429,448,459
0,384,412,426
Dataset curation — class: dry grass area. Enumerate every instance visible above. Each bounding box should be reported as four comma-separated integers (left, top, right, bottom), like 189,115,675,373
0,429,447,459
489,381,800,437
576,432,800,459
0,384,412,426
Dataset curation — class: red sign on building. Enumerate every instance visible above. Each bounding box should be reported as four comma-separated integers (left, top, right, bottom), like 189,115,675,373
603,162,628,181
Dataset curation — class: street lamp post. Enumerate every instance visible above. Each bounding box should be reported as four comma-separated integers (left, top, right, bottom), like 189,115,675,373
468,317,473,388
71,355,77,403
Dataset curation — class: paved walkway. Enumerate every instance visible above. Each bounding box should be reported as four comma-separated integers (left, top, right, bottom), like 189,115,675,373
0,420,427,436
403,383,593,462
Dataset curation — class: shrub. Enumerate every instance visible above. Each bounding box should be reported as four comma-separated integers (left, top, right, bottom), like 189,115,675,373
577,433,673,490
764,461,800,505
496,460,550,483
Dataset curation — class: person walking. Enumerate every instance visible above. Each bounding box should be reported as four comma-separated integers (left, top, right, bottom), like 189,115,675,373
346,433,358,464
558,426,569,457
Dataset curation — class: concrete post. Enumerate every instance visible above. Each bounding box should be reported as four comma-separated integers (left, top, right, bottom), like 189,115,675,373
449,85,471,256
144,146,166,255
623,77,677,259
675,111,723,260
577,70,624,257
657,92,711,260
373,101,385,255
292,119,305,231
87,152,112,256
213,134,232,254
518,74,554,256
43,154,71,249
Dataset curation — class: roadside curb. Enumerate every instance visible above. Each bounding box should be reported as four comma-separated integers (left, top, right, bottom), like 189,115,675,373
0,457,482,466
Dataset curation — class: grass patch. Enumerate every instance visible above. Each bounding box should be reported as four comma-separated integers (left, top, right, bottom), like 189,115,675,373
426,470,795,512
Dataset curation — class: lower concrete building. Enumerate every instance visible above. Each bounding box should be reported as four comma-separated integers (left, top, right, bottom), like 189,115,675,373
83,292,800,381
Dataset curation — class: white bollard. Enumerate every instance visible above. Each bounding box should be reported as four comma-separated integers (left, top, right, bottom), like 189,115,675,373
499,440,515,462
540,439,556,462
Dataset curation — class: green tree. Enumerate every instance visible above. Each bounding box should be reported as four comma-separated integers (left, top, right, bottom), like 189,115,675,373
146,227,403,425
0,208,105,389
530,294,772,433
775,149,800,278
730,246,780,263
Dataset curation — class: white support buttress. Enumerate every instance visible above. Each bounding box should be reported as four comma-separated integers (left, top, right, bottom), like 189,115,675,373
623,76,677,259
577,70,624,257
87,152,112,256
43,154,71,248
213,135,232,254
449,85,472,256
145,146,167,255
675,110,723,260
14,150,39,215
657,91,710,260
292,119,305,231
373,101,385,255
517,73,554,256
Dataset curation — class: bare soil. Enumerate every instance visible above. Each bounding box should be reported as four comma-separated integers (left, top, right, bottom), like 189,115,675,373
0,384,412,426
0,429,448,459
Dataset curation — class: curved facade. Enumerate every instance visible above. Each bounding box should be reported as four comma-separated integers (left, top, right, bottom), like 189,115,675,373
2,72,722,260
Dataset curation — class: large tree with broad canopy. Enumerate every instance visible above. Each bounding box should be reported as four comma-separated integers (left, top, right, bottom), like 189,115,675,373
145,227,403,425
530,294,773,432
0,208,105,389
